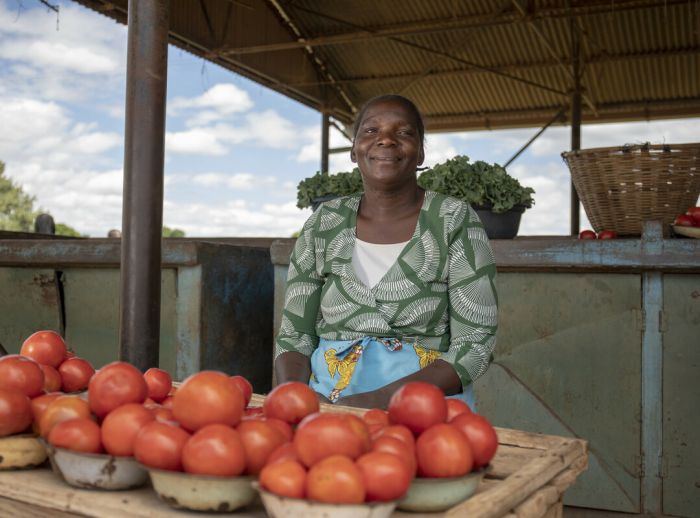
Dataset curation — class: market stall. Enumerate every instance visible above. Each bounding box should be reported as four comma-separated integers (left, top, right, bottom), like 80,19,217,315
0,397,588,518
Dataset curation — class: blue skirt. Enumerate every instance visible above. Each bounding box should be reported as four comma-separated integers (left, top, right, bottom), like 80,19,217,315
309,337,475,411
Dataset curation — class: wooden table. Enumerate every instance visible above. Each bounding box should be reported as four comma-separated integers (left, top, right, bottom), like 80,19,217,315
0,397,588,518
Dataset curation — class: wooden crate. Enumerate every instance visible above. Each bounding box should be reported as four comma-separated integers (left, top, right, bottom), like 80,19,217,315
0,396,587,518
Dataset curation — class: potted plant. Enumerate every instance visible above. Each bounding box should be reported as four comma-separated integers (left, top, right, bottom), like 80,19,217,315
417,155,535,239
296,169,364,211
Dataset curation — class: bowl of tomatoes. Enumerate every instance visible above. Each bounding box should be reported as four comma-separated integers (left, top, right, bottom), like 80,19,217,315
0,433,48,470
672,206,700,238
397,467,488,512
255,481,398,518
46,443,149,490
147,469,257,512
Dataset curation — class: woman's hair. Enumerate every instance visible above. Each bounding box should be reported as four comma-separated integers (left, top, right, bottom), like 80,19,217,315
352,94,425,146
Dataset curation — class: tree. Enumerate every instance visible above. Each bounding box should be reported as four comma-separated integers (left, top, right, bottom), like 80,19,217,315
0,161,37,231
0,160,85,236
163,226,186,237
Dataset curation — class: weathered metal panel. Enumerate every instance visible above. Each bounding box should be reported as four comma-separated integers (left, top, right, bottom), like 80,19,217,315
662,274,700,517
475,272,642,512
61,268,177,374
199,245,274,394
0,268,62,354
175,265,202,380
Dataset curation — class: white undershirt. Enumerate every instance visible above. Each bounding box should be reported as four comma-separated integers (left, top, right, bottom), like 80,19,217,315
352,238,409,288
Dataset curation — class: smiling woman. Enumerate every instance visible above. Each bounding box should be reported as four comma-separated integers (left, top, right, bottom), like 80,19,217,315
274,94,499,410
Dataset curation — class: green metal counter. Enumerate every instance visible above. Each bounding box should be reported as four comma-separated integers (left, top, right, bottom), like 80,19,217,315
269,221,699,518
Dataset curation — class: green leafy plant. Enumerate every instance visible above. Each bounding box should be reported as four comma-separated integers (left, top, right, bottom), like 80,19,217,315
296,169,364,209
417,155,535,213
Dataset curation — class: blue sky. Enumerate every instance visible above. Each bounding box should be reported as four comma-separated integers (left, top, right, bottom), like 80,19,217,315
1,0,698,237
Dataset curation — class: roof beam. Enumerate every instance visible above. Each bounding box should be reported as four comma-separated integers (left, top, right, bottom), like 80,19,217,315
218,0,689,56
284,47,700,88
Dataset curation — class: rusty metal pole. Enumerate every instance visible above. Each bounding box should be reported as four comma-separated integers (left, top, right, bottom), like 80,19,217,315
321,111,330,173
569,11,581,236
120,0,169,370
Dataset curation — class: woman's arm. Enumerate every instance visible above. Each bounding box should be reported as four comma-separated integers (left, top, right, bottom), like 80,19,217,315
336,359,460,409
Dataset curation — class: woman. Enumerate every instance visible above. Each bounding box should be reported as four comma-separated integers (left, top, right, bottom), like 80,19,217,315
274,94,498,409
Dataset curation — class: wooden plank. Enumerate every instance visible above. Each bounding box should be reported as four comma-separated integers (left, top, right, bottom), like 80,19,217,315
0,495,76,518
445,440,586,518
488,445,541,479
0,469,265,518
513,485,559,518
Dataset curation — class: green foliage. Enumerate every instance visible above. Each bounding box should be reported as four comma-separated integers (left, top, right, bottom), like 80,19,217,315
0,161,37,231
55,223,84,237
296,169,364,209
163,226,186,237
417,155,535,213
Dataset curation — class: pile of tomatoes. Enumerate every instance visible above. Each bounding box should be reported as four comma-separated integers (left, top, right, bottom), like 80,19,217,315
673,206,700,227
1,330,499,508
258,380,498,504
578,229,617,240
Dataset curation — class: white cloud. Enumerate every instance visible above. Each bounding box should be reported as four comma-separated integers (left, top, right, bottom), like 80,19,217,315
190,172,276,190
170,83,253,122
166,127,228,155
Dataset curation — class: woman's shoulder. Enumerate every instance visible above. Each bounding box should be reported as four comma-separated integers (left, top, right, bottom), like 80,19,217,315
315,193,362,213
423,191,473,215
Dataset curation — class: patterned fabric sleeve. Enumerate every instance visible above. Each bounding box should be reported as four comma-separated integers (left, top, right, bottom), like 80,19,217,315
274,209,324,360
445,203,498,388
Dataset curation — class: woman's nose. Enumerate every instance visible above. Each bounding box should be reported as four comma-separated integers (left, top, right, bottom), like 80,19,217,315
376,130,397,146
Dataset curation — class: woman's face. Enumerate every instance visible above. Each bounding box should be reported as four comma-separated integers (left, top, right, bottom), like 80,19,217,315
351,100,425,191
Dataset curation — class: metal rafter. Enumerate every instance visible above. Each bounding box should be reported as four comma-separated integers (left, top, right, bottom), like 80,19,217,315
218,0,690,55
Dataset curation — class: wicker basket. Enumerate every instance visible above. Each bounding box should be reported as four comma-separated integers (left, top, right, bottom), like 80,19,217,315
562,143,700,236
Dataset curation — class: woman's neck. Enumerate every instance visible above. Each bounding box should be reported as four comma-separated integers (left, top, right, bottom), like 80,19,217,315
359,185,424,221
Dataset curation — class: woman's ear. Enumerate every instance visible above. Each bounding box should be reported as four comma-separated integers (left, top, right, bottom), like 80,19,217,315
350,146,357,163
418,146,425,166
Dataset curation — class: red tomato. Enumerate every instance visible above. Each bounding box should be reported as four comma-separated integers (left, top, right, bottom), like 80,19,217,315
450,413,498,468
143,368,172,403
371,435,417,476
39,395,92,438
172,371,245,431
363,408,390,434
64,350,76,360
133,421,191,471
306,454,365,504
20,330,67,368
244,406,264,417
0,355,44,398
230,375,253,407
341,413,371,453
294,412,366,467
181,424,246,476
40,364,62,393
597,230,617,240
48,417,102,454
101,403,155,456
415,423,473,478
266,442,299,465
578,229,597,240
247,415,293,442
357,451,413,502
446,399,472,421
263,382,319,425
88,361,148,418
30,392,62,427
161,396,174,409
260,459,306,499
675,214,695,227
0,388,33,437
59,357,95,393
237,419,287,475
388,382,447,435
372,424,416,452
686,206,700,224
150,405,176,424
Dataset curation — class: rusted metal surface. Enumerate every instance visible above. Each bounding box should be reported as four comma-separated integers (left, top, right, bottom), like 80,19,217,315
120,0,170,371
0,241,273,387
662,274,700,517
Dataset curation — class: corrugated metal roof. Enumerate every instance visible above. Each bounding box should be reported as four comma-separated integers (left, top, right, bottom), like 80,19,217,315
71,0,700,131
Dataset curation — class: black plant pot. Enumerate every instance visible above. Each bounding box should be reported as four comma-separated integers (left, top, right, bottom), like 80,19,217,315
473,204,526,239
311,195,341,211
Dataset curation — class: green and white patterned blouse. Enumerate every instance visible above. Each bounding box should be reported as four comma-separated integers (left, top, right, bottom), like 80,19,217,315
275,191,498,388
